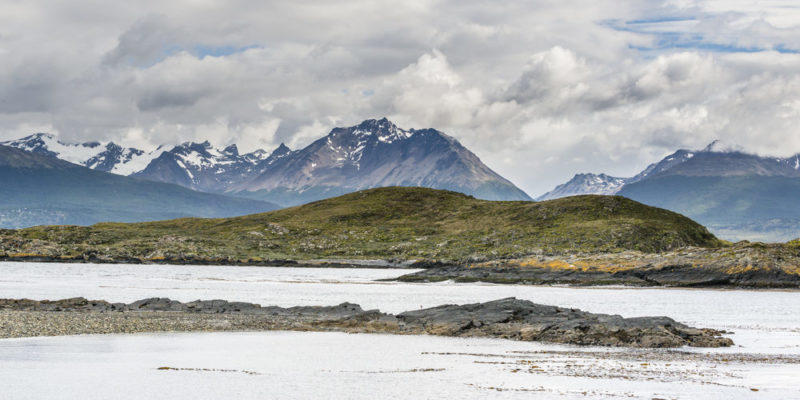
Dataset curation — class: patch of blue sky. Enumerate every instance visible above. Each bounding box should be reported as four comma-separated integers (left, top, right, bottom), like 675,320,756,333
603,18,698,35
193,44,261,59
632,35,799,54
155,44,260,62
625,16,698,25
605,17,799,54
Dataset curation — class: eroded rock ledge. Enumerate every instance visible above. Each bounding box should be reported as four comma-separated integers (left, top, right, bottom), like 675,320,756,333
0,297,732,348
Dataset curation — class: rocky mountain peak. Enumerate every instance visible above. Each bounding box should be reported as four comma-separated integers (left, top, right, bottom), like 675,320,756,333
223,144,239,156
271,143,291,157
18,132,57,143
348,117,412,143
4,120,531,206
174,141,215,156
104,142,123,152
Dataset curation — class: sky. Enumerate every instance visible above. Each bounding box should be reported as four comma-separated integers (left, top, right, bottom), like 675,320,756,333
2,0,800,197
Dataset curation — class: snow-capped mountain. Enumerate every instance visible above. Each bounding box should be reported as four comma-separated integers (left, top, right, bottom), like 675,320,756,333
131,141,287,193
538,143,800,201
537,141,800,241
536,173,627,201
230,118,532,205
0,133,165,175
537,149,700,201
627,149,698,184
3,118,530,206
1,133,283,194
1,133,106,165
0,145,278,229
86,143,167,175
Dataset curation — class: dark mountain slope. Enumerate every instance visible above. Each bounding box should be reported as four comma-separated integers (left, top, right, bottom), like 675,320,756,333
0,145,279,228
618,175,800,242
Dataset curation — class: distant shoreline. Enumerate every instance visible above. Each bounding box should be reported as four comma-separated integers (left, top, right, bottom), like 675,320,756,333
3,254,800,289
0,255,417,269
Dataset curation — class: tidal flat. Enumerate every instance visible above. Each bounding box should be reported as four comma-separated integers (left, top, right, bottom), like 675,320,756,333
1,261,799,398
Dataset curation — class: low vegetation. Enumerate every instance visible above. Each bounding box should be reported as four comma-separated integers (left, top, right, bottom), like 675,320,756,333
0,187,721,264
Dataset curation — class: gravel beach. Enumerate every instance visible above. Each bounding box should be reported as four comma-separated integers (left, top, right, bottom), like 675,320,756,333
0,310,320,339
0,297,733,347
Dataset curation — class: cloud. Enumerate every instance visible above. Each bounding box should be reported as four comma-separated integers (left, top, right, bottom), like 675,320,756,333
505,46,592,104
1,0,800,197
103,15,179,67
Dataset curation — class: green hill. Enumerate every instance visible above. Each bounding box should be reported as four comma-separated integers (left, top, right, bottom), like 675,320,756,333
0,145,279,228
0,187,721,263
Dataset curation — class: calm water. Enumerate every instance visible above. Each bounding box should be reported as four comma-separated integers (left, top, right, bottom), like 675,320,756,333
1,261,799,399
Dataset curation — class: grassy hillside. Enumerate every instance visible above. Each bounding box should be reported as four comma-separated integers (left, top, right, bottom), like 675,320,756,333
618,175,800,242
0,187,721,263
0,145,279,228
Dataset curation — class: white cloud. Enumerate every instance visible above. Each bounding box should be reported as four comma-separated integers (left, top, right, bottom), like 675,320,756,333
1,0,800,197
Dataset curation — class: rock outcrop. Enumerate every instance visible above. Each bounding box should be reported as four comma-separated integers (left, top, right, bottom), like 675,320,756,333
0,297,732,348
397,244,800,288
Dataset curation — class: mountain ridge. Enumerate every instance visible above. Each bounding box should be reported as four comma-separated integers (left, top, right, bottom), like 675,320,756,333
232,118,531,205
3,118,531,206
539,143,800,201
538,142,800,241
0,144,279,228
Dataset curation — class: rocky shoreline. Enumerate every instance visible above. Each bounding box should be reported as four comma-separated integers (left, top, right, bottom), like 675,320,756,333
0,254,414,269
397,263,800,288
397,246,800,288
0,297,732,348
5,242,800,289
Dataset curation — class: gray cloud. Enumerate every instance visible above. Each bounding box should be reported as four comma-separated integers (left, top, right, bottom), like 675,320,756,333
103,15,179,68
1,1,800,196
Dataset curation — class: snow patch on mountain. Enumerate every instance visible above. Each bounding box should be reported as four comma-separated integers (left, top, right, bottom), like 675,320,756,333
1,133,168,175
539,141,800,200
110,146,167,175
536,173,627,201
2,133,105,165
3,118,529,204
229,118,532,205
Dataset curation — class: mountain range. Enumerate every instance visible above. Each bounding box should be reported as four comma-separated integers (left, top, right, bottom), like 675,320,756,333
538,141,800,242
0,145,279,228
7,119,798,242
2,118,531,207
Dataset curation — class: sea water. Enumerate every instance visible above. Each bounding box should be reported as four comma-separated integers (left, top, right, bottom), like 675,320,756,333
0,262,799,399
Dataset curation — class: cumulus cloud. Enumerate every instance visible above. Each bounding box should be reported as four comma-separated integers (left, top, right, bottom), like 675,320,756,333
1,0,800,196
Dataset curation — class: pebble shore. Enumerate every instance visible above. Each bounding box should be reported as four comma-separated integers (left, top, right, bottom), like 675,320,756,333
0,310,318,339
0,297,733,348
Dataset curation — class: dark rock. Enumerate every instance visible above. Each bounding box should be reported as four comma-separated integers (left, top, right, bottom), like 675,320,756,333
0,297,732,348
397,261,800,289
396,298,731,348
127,298,186,312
